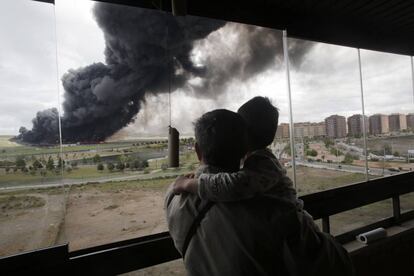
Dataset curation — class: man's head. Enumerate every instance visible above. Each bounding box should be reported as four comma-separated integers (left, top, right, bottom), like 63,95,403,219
194,109,247,172
237,96,279,151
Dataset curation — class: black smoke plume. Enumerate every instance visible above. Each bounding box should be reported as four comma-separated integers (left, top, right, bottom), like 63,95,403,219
18,3,313,144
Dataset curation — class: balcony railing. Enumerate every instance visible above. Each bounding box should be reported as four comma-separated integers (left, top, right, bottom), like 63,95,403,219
1,171,413,275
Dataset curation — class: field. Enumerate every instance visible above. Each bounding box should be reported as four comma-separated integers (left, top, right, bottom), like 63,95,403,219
1,136,413,275
0,136,20,148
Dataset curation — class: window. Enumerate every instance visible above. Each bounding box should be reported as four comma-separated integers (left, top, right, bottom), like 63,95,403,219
0,0,63,257
288,39,367,195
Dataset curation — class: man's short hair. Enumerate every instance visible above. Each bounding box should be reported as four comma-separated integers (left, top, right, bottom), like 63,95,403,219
237,96,279,151
194,109,247,170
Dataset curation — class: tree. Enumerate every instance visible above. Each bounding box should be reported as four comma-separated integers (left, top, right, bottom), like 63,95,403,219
92,154,101,164
384,144,392,155
306,149,318,157
97,163,104,171
343,153,354,164
116,162,125,171
15,156,26,168
324,138,334,148
33,159,43,169
46,156,55,170
107,162,115,172
57,157,65,169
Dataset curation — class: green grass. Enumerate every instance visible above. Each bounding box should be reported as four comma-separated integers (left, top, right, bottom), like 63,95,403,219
0,195,45,212
0,166,127,185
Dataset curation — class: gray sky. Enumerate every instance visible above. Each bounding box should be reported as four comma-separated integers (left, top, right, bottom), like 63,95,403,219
0,0,413,137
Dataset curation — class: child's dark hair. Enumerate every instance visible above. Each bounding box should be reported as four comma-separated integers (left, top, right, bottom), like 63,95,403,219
237,96,279,151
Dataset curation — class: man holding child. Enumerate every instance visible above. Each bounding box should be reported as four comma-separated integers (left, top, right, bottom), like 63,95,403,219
165,97,354,275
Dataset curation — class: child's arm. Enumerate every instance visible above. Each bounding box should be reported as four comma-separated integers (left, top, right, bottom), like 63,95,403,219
198,170,264,202
173,175,198,195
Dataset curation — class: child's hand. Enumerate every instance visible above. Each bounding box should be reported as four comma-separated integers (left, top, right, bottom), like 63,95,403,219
173,175,198,195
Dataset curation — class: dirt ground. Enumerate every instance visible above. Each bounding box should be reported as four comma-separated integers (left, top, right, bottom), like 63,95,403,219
57,186,169,251
0,191,66,256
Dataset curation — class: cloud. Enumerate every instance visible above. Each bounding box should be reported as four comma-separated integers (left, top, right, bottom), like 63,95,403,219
0,0,412,138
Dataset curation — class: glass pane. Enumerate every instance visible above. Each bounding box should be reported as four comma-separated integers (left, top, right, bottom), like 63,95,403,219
330,199,393,236
0,0,63,257
361,50,414,178
400,192,414,213
54,0,289,251
288,39,367,195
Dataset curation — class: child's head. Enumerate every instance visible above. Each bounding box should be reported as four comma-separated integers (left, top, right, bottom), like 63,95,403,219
237,96,279,151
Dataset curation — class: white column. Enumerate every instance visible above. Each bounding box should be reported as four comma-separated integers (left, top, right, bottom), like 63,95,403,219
357,48,369,181
283,30,297,187
411,56,414,104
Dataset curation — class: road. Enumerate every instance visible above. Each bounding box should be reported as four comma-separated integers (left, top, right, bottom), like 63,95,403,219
296,160,392,176
0,170,181,192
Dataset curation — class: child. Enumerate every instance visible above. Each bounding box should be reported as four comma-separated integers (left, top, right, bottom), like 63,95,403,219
173,96,300,207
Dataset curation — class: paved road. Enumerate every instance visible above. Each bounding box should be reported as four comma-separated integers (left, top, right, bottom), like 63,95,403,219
0,170,181,192
296,160,392,176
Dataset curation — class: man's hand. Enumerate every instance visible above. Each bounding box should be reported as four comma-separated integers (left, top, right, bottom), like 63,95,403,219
173,175,198,195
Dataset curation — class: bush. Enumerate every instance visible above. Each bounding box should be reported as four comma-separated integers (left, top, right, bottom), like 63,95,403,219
306,149,318,157
107,162,115,171
97,163,104,171
343,153,354,164
15,156,26,168
92,154,101,164
116,162,125,171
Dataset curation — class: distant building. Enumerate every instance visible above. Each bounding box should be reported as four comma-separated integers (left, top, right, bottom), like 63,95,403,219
388,113,407,132
407,113,414,129
369,114,389,135
347,114,369,137
275,123,290,139
313,122,327,137
325,115,346,138
294,122,326,138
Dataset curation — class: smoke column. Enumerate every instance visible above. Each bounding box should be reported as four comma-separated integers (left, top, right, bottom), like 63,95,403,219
18,2,313,144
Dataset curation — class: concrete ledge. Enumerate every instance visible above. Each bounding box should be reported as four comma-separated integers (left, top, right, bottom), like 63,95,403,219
344,219,414,276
